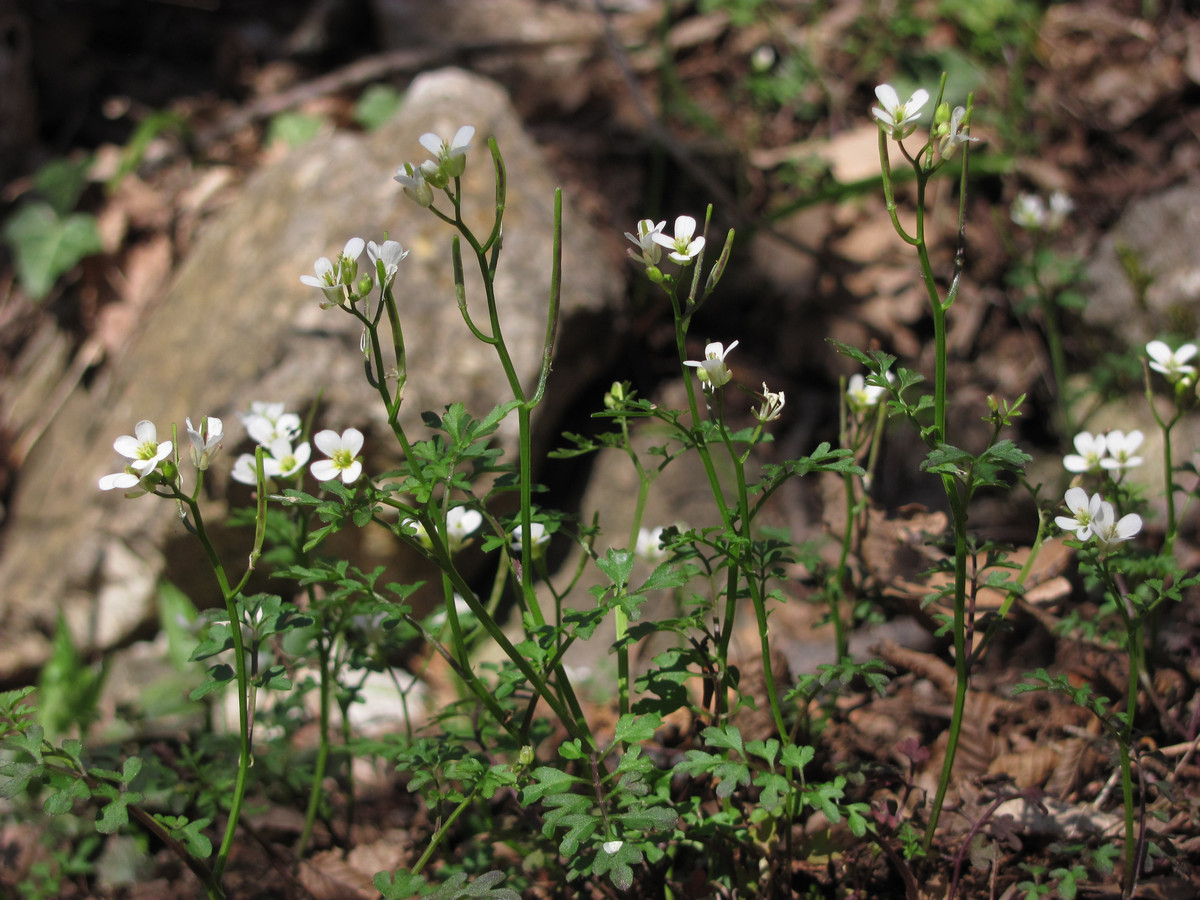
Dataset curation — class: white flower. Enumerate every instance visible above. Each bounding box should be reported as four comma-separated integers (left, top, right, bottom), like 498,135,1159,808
1100,429,1143,472
510,522,549,554
650,215,706,265
112,420,173,474
367,240,409,290
1045,191,1074,231
1062,431,1107,474
871,84,929,140
265,437,311,479
418,125,475,180
602,840,623,854
311,428,365,484
1011,193,1046,230
624,218,664,267
185,416,223,470
446,506,483,552
100,420,173,494
635,526,667,562
300,238,365,308
754,381,785,423
1054,487,1104,540
231,453,264,486
98,468,157,495
1146,340,1198,384
241,403,301,446
684,340,738,391
1091,503,1142,555
394,162,434,207
846,372,891,414
938,105,978,159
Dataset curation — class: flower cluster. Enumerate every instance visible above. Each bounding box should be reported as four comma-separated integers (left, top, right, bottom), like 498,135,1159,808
231,403,310,486
624,215,706,271
1146,339,1197,386
1055,487,1142,555
1062,429,1143,475
300,238,366,308
1010,191,1073,232
393,125,475,207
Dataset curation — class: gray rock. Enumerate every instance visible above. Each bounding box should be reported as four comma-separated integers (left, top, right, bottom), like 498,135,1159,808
0,68,621,681
1085,178,1200,343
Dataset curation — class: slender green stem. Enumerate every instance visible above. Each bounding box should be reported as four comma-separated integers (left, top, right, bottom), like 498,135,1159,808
1102,562,1142,897
183,493,251,882
296,634,332,859
922,488,969,852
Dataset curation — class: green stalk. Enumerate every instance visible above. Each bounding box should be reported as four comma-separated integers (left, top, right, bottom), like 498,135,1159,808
296,633,332,858
184,493,252,882
1102,563,1143,897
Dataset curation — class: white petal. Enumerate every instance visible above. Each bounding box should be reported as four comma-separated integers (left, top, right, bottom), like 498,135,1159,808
1063,486,1089,515
340,428,365,455
313,429,343,457
907,88,930,114
874,83,900,112
343,237,364,259
419,132,443,155
340,461,363,484
452,125,475,149
311,459,340,481
1116,513,1142,539
99,472,140,491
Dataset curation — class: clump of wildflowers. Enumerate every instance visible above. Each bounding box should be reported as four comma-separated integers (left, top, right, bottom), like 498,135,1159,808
871,83,929,140
684,340,737,391
231,403,310,486
1011,190,1073,233
1061,429,1143,476
311,428,365,485
1054,487,1141,554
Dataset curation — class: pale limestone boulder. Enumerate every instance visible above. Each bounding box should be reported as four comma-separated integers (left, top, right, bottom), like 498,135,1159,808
0,68,621,680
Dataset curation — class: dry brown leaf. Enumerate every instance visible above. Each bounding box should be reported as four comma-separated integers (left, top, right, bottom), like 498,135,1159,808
299,849,379,900
989,746,1060,789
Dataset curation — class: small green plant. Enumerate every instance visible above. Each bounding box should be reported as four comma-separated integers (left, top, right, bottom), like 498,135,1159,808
2,155,103,300
1,54,1194,900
